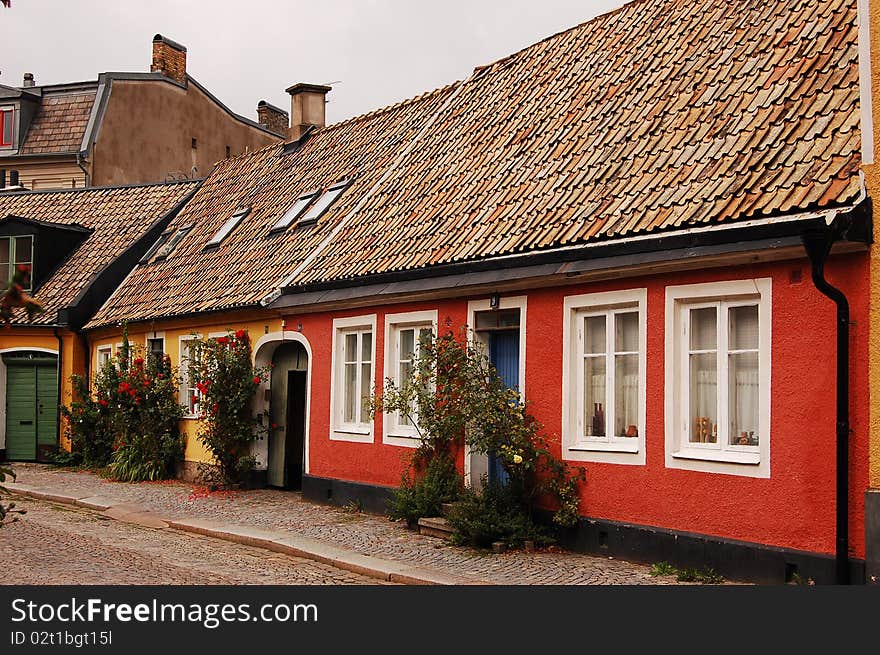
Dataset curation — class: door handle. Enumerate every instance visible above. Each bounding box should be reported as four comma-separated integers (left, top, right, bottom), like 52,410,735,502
20,420,33,425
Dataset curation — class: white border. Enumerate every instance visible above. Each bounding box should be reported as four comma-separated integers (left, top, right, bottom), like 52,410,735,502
561,289,647,465
382,309,439,448
464,295,527,486
329,314,377,443
253,331,314,475
664,279,772,478
178,333,203,419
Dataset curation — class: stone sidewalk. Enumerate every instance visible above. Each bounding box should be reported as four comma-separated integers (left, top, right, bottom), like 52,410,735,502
4,463,680,585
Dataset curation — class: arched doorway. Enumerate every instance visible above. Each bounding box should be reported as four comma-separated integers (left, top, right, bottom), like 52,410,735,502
1,349,59,462
267,341,308,489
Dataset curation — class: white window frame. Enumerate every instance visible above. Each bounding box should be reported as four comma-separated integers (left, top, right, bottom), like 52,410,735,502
271,191,318,231
562,289,647,465
179,334,203,419
665,279,771,478
145,332,166,364
383,310,438,448
207,208,249,247
330,315,376,443
95,344,113,370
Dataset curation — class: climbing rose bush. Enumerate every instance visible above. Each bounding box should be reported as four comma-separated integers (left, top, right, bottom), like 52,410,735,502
62,332,185,481
190,329,267,487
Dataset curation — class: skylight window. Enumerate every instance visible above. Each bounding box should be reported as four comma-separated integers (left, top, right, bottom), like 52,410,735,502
152,226,192,261
298,181,350,225
271,192,318,231
207,207,250,247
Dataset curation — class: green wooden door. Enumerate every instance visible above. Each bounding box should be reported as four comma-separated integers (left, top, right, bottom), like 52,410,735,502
4,354,58,461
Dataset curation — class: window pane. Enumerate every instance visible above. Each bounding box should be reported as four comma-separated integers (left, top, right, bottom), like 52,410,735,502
729,351,759,446
361,332,372,362
15,236,32,263
399,360,413,427
729,305,759,351
273,194,316,230
689,352,717,443
399,329,415,362
497,309,520,328
2,109,12,145
689,307,716,350
584,315,606,355
301,184,346,222
344,363,357,422
344,333,358,363
360,362,372,422
614,353,639,438
0,239,8,285
583,356,606,437
418,327,433,346
615,312,639,353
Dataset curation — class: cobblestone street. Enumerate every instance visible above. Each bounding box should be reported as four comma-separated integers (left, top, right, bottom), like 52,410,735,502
3,465,681,585
0,497,386,585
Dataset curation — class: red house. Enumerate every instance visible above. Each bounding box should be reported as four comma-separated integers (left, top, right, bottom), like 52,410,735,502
82,0,880,583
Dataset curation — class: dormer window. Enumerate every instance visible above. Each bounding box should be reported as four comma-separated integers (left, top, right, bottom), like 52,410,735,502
152,225,192,261
1,235,33,291
206,207,250,247
298,181,350,226
0,107,13,148
271,192,318,232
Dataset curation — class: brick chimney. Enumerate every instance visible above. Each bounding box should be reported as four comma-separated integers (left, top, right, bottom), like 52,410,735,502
257,100,289,136
285,83,331,141
151,34,187,85
22,72,35,88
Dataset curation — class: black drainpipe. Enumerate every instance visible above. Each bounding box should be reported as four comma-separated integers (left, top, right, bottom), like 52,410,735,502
802,227,850,585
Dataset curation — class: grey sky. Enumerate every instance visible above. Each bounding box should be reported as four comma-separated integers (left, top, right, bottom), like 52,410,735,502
1,1,623,124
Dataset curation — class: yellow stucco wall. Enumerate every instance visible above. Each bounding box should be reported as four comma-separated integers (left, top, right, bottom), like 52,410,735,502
867,0,880,489
88,313,283,465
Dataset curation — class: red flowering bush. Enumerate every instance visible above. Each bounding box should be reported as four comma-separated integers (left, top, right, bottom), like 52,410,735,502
62,330,184,480
190,329,267,487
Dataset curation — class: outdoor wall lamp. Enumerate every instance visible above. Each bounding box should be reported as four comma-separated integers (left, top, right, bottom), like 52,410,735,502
489,293,500,309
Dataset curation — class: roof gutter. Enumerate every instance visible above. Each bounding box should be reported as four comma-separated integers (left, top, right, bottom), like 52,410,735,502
269,200,869,303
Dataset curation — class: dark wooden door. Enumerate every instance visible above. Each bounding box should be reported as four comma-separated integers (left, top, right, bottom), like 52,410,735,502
284,370,307,490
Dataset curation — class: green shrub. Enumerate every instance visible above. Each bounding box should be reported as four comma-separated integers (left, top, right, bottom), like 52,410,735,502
389,453,462,525
650,561,678,577
374,329,585,536
447,477,552,549
60,374,114,468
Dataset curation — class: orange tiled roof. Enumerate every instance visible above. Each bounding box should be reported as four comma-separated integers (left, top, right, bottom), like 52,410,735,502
0,181,198,325
20,91,97,154
87,0,862,328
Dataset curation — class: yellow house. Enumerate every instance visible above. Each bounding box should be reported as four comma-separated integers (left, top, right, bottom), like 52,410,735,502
0,180,198,460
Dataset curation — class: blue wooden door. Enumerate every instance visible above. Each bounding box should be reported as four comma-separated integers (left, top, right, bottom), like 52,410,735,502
488,331,519,485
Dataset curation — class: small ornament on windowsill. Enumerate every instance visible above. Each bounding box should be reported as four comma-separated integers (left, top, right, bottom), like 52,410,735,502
737,431,757,446
625,424,638,438
694,416,717,443
592,403,605,437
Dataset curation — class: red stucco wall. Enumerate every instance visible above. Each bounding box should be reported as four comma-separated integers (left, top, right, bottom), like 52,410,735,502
300,255,870,559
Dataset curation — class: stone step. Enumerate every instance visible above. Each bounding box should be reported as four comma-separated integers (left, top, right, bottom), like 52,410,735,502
418,516,454,540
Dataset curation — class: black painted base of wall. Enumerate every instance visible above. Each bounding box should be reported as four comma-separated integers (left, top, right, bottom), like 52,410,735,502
547,513,865,585
0,449,5,463
302,474,395,515
303,474,867,584
866,490,880,585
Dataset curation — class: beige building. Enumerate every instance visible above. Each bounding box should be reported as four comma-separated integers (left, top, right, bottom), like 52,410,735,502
0,34,288,191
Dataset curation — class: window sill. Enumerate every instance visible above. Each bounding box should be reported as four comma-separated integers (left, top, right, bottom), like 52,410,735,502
569,439,639,454
672,449,760,465
331,427,373,444
181,414,200,421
